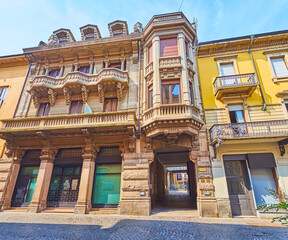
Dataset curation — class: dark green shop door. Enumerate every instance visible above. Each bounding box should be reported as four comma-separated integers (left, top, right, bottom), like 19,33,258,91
11,167,39,207
92,164,121,208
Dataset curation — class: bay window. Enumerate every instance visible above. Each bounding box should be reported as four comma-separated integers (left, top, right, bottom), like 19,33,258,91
160,38,178,57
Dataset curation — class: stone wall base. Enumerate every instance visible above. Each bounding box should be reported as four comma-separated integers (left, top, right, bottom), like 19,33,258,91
198,197,218,217
74,203,91,214
27,201,46,213
119,198,151,216
216,198,232,218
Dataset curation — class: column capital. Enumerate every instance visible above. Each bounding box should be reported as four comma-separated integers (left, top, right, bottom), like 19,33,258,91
177,32,185,39
152,35,160,43
40,146,57,163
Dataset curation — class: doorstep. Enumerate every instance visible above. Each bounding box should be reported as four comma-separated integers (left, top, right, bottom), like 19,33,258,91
3,207,28,212
89,208,118,215
41,207,74,213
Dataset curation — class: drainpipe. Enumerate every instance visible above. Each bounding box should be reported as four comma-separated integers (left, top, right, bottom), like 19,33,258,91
13,54,32,118
137,40,141,138
249,35,267,111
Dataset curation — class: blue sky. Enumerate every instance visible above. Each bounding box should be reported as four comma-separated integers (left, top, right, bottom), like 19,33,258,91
1,0,288,56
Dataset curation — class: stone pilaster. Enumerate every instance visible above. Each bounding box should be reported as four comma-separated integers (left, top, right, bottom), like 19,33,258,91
152,36,161,107
177,33,190,105
119,152,154,216
27,146,57,213
74,143,98,214
1,147,25,211
195,126,218,217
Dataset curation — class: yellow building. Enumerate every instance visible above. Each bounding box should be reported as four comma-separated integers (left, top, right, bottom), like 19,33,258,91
197,30,288,217
0,54,29,206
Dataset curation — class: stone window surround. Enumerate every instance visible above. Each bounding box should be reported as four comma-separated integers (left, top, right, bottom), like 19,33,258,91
223,98,250,124
264,50,288,83
214,55,239,77
276,90,288,119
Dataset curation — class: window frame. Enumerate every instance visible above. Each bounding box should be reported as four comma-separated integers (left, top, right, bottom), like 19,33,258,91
37,102,51,117
0,86,8,107
148,85,153,109
78,66,90,74
160,38,178,57
48,69,61,78
69,100,83,114
265,51,288,83
161,79,181,105
104,98,118,112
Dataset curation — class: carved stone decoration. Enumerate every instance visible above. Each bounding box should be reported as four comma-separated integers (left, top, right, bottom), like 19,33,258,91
47,89,57,106
116,82,123,101
108,20,128,37
63,87,72,105
81,86,89,103
79,24,101,41
31,90,40,108
133,22,143,33
127,126,136,152
13,148,26,164
49,28,76,45
97,84,104,103
145,137,153,151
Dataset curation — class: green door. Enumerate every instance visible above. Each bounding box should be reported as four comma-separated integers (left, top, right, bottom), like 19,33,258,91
92,164,121,207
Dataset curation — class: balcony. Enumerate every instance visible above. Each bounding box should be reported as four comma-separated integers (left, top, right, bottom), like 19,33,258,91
209,120,288,143
213,73,258,100
30,68,129,94
143,104,201,125
0,111,136,135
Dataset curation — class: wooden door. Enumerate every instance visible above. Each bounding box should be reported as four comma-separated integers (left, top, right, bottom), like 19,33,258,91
224,160,255,216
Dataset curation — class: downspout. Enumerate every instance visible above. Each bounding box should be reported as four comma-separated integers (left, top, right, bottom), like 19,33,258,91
249,35,267,111
137,40,141,138
13,54,32,118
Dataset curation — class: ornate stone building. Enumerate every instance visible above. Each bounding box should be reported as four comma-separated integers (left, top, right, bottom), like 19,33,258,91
197,31,288,217
0,13,217,216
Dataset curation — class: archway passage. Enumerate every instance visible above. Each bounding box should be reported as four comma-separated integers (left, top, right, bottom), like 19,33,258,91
150,150,197,214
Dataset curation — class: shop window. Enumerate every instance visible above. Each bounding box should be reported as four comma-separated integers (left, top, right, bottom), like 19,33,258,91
228,105,245,123
78,66,90,74
70,100,83,114
271,57,288,77
48,69,60,78
0,87,8,107
104,98,117,112
161,79,180,104
148,85,153,109
160,38,178,57
38,103,50,117
108,62,122,70
148,44,153,63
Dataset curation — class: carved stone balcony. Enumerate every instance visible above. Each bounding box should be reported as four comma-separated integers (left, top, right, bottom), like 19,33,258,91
213,73,258,100
209,120,288,143
142,104,203,138
0,111,136,137
159,56,181,68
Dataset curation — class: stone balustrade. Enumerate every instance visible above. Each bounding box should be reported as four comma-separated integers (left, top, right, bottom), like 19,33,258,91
1,111,136,132
143,104,200,125
30,68,129,90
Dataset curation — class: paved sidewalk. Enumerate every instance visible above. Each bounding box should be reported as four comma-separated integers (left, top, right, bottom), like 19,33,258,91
0,212,287,239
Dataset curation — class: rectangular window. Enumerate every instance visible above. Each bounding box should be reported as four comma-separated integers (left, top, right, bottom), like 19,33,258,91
85,35,94,40
162,79,180,104
148,44,153,63
104,98,118,112
228,105,245,123
38,103,50,117
0,87,8,107
113,32,123,36
285,101,288,112
70,100,83,114
189,82,194,105
160,38,178,57
108,63,122,70
220,63,235,76
48,69,60,78
148,85,153,109
177,174,182,180
78,66,90,74
271,57,288,77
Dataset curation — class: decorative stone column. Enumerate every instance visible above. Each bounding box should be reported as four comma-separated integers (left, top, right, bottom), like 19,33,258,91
119,152,154,216
59,65,64,77
177,33,190,105
44,66,50,76
152,36,161,107
89,61,94,74
27,146,57,213
74,143,98,214
1,148,25,211
195,126,218,217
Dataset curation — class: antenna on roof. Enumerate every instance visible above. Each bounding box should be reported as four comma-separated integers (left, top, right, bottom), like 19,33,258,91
178,0,185,11
192,17,198,31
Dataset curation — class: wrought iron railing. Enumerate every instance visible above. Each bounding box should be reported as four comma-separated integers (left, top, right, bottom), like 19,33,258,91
209,120,288,142
213,73,257,94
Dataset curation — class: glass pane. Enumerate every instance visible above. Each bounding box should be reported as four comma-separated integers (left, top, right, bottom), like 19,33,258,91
20,167,39,176
25,177,37,202
235,110,245,123
64,167,74,175
271,58,288,77
92,173,121,204
162,85,170,104
224,161,243,177
171,84,180,103
96,165,121,174
227,178,245,195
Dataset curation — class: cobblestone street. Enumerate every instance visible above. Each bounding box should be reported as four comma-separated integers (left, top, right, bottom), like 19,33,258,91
0,212,287,239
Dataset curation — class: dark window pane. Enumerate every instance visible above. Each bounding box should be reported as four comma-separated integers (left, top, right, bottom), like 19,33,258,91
48,69,60,78
171,84,180,103
108,63,121,70
148,89,153,108
70,100,83,114
85,36,94,40
104,98,118,112
78,66,90,74
38,103,50,117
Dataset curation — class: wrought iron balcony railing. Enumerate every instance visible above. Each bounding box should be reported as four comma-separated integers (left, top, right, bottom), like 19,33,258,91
209,120,288,143
213,73,258,99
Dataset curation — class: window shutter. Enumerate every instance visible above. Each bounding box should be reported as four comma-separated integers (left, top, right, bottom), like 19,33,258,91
271,57,288,77
160,38,178,57
148,45,153,63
